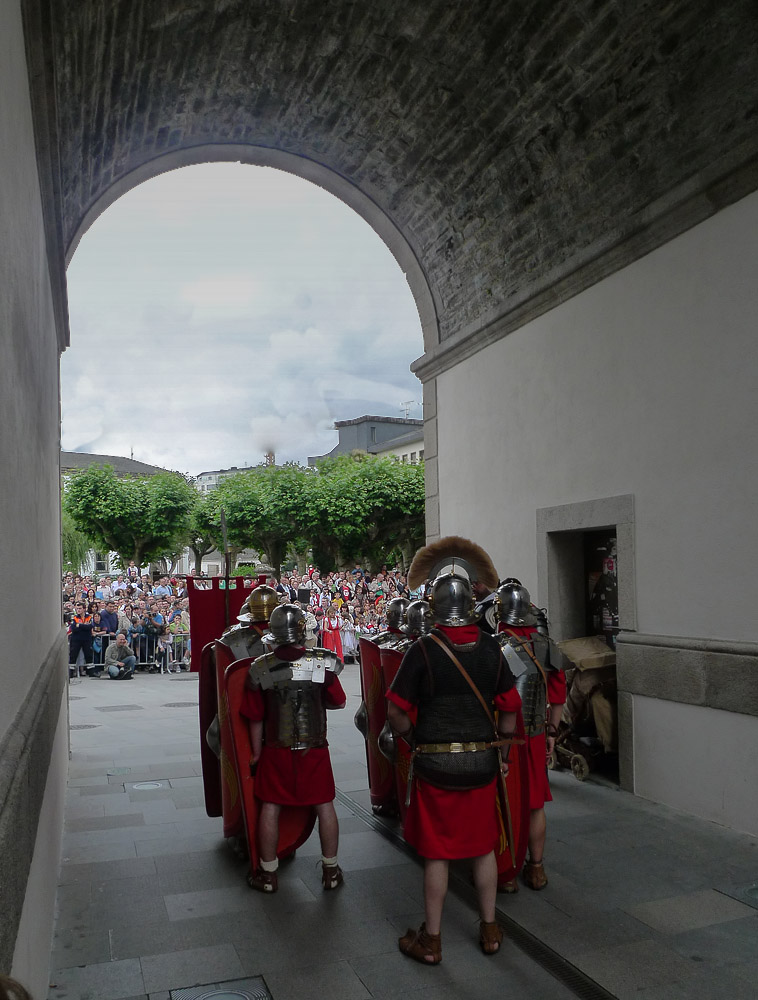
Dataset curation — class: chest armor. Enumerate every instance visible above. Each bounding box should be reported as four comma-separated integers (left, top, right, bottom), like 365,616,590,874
250,648,341,750
413,634,502,789
220,623,265,662
497,631,549,734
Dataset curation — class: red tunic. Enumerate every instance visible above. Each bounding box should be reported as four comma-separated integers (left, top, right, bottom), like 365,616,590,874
500,624,567,810
386,627,521,860
240,671,346,806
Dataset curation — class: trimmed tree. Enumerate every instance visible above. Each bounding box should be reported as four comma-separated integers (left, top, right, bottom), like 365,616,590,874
63,464,197,569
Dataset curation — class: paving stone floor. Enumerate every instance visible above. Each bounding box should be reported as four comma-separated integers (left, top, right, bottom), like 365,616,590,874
49,666,758,1000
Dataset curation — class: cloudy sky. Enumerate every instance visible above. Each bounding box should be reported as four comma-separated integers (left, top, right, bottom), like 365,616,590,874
61,163,424,476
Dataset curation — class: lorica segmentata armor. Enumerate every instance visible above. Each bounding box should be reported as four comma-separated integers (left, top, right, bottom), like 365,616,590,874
497,631,550,735
249,648,342,750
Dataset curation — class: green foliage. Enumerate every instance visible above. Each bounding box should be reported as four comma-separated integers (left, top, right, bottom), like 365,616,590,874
216,462,310,572
63,464,197,569
307,454,426,570
210,455,425,573
61,507,95,573
187,491,224,574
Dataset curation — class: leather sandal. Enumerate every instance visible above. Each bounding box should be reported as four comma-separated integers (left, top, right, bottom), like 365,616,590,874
321,862,344,890
247,866,278,893
398,922,442,965
497,877,519,894
479,920,503,955
523,860,548,890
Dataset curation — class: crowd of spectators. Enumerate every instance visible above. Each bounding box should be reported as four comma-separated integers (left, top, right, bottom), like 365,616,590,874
63,571,191,675
63,562,417,676
271,564,420,661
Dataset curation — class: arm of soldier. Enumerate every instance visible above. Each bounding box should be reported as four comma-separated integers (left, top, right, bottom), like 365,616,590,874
386,698,413,742
239,687,265,765
495,669,522,773
546,670,566,756
325,671,347,710
247,720,263,765
385,643,425,742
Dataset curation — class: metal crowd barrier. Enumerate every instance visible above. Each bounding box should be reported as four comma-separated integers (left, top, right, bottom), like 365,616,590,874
72,631,191,674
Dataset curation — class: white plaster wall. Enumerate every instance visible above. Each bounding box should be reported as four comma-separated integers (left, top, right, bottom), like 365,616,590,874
0,0,63,731
630,695,758,836
437,191,758,643
12,690,68,998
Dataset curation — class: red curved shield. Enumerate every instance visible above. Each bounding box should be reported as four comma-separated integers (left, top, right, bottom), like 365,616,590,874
495,709,530,887
357,636,397,813
199,641,222,817
379,645,414,823
214,640,245,839
223,658,316,867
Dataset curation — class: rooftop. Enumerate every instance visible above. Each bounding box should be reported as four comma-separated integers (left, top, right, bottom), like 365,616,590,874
61,451,167,477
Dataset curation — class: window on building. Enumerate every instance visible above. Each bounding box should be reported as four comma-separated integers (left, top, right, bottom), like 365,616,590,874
402,454,408,463
419,450,424,460
370,425,377,443
410,452,417,463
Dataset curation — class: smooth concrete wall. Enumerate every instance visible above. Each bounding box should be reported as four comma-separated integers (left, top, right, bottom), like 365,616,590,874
630,694,758,836
436,190,758,644
0,0,68,978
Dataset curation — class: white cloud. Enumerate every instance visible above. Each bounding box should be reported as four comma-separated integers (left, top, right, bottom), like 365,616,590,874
62,162,423,472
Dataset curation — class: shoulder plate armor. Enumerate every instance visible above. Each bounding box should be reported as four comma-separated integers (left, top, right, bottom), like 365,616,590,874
247,647,342,691
497,631,551,735
220,622,265,663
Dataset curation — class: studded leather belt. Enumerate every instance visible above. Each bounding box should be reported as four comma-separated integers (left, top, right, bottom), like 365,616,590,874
414,739,505,754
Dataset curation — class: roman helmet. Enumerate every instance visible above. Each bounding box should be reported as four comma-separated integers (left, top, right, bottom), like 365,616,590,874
268,603,306,645
238,584,279,624
429,572,479,626
403,599,433,637
494,581,532,626
385,596,410,630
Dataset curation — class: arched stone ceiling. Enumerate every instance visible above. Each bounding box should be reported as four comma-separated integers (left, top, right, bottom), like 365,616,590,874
46,0,758,352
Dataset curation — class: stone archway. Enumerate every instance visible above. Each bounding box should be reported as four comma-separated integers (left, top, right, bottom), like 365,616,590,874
65,144,440,356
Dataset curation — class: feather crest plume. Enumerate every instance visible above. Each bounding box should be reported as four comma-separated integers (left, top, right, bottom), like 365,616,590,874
408,535,498,590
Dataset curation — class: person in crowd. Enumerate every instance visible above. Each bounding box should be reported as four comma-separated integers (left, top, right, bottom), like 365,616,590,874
104,631,137,679
99,599,119,658
320,602,344,659
153,576,173,596
91,611,107,666
112,574,127,593
243,604,346,893
68,601,96,677
339,605,357,662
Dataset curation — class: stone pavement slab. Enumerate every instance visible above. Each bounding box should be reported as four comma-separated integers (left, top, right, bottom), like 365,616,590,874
47,667,758,1000
624,887,755,933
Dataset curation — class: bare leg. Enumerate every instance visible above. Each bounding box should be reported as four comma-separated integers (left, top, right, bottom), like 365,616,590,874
258,802,281,862
423,859,449,936
471,850,497,923
528,807,546,862
315,801,339,858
